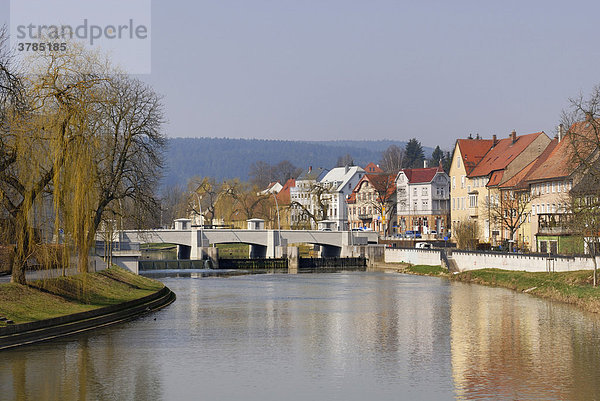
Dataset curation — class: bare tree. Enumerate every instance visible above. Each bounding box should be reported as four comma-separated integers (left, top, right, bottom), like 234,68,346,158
379,145,405,174
226,180,270,221
364,174,397,236
454,219,479,250
560,85,600,285
486,189,532,248
160,185,188,228
289,181,333,227
336,154,354,167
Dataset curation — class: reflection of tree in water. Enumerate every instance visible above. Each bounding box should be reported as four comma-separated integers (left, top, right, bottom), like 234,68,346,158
450,283,600,400
0,330,164,400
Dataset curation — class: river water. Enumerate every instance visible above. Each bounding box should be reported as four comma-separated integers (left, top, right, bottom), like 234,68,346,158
2,272,600,400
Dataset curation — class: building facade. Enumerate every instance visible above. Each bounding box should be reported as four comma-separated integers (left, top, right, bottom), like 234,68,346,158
396,164,450,236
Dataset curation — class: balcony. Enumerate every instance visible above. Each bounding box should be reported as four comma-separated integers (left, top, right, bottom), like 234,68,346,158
469,206,478,217
537,213,572,236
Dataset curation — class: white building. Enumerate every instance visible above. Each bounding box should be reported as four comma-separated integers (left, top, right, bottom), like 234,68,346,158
290,165,365,230
395,164,450,235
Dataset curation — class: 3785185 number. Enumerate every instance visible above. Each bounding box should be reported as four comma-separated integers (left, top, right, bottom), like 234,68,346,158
17,42,67,52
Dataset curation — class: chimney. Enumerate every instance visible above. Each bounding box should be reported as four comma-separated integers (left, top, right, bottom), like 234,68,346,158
423,160,428,168
492,134,497,146
558,124,564,142
345,165,349,174
510,130,517,143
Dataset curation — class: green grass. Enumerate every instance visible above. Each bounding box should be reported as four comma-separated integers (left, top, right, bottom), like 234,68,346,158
453,269,600,313
0,266,164,324
405,265,448,276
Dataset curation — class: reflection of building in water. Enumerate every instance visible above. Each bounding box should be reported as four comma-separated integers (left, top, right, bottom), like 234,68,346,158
450,282,600,400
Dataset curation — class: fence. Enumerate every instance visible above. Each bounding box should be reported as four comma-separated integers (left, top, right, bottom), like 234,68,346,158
299,257,366,270
218,258,288,269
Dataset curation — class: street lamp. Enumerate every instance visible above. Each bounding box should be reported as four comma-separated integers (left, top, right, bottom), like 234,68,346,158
195,193,203,227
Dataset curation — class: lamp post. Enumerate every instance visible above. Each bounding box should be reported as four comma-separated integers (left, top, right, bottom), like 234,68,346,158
195,193,203,227
272,193,282,251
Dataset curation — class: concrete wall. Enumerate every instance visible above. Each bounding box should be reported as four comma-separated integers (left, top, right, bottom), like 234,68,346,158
384,247,600,273
450,251,597,273
385,248,442,266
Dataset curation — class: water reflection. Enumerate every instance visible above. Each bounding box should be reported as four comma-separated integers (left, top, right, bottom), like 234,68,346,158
1,273,600,400
0,324,164,400
450,283,600,400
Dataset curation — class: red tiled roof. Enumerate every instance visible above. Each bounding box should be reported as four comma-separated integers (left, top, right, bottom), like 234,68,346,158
402,166,443,184
468,132,546,178
351,174,396,201
526,122,596,183
499,160,537,189
487,170,504,187
363,162,384,173
457,139,494,175
275,178,295,204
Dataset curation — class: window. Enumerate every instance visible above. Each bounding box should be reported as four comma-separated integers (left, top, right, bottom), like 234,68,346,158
469,194,478,208
452,176,456,189
422,187,428,196
546,182,550,193
557,182,561,193
461,176,465,188
452,198,455,210
413,188,417,196
552,182,555,193
457,157,460,168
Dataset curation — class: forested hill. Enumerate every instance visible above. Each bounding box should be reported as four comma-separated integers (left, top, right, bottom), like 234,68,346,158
163,137,433,188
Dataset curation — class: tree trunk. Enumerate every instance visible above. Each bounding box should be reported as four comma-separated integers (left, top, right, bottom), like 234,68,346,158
10,225,30,285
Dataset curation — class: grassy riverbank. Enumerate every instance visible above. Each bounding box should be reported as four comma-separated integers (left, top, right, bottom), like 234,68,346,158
0,266,164,325
389,263,600,313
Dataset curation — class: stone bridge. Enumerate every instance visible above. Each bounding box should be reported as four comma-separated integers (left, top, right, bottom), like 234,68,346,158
118,228,378,260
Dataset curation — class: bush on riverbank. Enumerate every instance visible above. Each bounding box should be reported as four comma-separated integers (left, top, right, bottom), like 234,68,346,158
0,266,163,325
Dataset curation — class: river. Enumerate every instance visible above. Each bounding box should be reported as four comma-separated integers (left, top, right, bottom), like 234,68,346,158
2,272,600,400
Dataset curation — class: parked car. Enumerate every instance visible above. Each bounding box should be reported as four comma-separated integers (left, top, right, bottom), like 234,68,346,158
405,230,422,238
415,242,432,249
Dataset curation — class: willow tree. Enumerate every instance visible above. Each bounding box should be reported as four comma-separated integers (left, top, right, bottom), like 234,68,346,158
0,35,165,281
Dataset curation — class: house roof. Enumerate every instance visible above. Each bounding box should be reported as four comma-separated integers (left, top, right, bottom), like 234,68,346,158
320,165,365,191
400,165,444,184
468,132,546,178
363,162,384,174
276,178,295,204
296,167,328,181
499,159,537,189
525,122,597,183
457,139,494,175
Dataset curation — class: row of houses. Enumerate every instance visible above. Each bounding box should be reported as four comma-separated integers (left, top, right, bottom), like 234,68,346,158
277,161,450,237
266,119,597,254
448,122,597,253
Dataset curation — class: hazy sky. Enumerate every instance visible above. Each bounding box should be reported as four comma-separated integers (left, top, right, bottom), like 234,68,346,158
2,0,600,148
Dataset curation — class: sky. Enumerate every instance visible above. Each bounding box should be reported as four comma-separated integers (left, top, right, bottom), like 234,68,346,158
2,0,600,149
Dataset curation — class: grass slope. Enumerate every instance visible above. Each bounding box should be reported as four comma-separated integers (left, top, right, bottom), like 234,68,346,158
0,266,163,325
